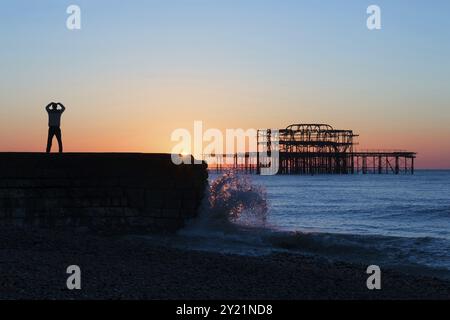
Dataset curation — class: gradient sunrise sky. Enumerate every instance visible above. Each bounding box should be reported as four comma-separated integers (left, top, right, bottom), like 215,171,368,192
0,0,449,168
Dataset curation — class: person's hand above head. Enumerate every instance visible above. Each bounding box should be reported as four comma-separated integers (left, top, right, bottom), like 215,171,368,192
57,102,66,112
46,102,55,111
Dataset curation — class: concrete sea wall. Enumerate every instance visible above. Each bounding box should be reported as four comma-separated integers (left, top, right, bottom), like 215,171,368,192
0,153,208,232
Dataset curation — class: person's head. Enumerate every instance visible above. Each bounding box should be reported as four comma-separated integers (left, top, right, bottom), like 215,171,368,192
51,103,58,110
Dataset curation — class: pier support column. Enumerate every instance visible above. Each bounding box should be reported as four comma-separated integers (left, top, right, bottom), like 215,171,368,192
395,156,400,175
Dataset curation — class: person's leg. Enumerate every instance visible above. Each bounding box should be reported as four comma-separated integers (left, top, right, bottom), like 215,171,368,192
46,127,55,153
55,128,63,153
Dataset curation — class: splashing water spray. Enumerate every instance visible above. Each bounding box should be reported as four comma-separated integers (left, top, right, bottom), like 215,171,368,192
204,171,269,228
176,171,271,255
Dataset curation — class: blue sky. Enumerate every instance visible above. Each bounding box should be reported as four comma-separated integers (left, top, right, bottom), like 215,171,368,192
0,1,449,167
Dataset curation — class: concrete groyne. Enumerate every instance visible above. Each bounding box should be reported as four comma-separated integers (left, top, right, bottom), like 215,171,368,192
0,153,208,232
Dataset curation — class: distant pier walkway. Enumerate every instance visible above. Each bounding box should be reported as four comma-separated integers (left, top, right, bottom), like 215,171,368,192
205,150,416,175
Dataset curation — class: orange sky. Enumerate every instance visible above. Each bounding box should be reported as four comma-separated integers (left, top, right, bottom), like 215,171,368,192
1,1,449,169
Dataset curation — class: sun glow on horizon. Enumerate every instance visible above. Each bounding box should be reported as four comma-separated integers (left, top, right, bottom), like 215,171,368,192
0,1,449,169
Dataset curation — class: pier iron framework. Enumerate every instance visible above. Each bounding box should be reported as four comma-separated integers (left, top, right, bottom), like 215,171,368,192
204,123,416,175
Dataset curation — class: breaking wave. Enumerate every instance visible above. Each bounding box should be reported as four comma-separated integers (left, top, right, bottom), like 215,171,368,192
208,171,268,225
183,171,269,231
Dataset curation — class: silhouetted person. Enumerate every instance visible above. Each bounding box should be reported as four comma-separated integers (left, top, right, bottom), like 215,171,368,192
45,102,65,153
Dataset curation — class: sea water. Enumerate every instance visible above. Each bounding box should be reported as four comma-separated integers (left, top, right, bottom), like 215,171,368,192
252,171,450,277
150,170,450,279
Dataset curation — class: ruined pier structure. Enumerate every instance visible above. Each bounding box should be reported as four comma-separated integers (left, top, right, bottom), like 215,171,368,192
206,124,416,175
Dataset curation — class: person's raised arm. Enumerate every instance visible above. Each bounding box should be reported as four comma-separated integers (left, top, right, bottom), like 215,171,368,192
45,102,53,112
57,103,66,112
